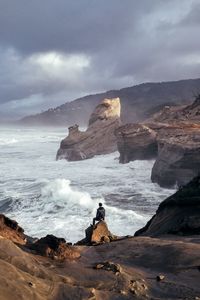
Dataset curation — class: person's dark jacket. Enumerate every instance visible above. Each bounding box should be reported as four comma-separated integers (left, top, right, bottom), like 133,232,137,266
96,206,105,220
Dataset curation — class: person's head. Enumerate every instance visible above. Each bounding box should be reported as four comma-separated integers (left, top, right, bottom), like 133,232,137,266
99,202,102,207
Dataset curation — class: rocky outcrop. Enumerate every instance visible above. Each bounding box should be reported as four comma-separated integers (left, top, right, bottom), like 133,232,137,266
27,234,80,260
0,212,200,299
115,123,158,163
0,214,26,244
135,176,200,236
76,221,116,245
151,126,200,187
56,98,121,161
116,96,200,187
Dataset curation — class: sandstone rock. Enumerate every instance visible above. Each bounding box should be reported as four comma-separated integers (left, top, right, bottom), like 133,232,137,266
151,126,200,187
94,261,121,273
56,98,121,161
28,234,80,260
76,221,115,245
156,275,165,281
0,214,25,244
115,123,157,163
135,176,200,236
129,279,148,297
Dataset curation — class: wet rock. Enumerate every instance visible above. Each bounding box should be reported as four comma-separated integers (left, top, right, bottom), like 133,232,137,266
56,98,121,161
0,214,26,244
28,234,80,260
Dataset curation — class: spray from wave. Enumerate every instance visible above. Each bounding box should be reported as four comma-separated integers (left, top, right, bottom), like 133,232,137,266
9,178,146,242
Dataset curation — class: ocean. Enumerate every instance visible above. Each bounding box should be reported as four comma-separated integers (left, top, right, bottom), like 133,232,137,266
0,126,175,242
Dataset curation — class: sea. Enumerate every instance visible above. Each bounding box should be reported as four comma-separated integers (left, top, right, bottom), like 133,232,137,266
0,126,175,243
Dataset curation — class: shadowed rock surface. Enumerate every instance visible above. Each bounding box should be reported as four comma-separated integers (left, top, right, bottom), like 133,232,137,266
56,98,121,161
151,125,200,187
27,234,80,260
115,123,158,163
116,96,200,187
0,184,199,300
135,176,200,236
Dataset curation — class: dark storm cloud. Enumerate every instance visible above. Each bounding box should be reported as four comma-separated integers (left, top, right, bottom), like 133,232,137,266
0,0,200,118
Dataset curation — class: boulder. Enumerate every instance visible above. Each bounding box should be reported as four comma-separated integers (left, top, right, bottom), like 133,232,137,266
76,221,115,245
28,234,80,260
135,176,200,236
56,98,121,161
0,214,26,244
115,123,157,163
151,126,200,187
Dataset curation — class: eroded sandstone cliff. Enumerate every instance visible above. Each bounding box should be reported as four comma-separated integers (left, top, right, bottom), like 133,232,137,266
116,96,200,187
56,98,121,161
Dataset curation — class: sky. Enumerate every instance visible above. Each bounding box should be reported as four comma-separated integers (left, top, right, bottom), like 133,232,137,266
0,0,200,119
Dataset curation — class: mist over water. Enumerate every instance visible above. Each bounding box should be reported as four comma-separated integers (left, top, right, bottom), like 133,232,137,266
0,126,175,242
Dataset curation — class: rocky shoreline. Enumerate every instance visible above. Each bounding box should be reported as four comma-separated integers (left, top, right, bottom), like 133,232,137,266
116,96,200,187
57,95,200,188
0,176,199,299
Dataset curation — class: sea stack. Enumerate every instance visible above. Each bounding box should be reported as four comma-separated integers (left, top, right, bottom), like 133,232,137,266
56,97,121,161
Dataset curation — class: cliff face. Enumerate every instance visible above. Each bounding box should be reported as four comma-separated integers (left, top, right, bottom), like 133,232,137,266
116,96,200,187
135,176,200,236
56,98,121,161
115,124,157,163
151,126,200,187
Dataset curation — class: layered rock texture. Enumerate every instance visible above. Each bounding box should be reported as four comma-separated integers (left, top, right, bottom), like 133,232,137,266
56,98,121,161
0,205,200,299
115,124,158,163
151,125,200,187
116,96,200,187
0,214,25,244
135,176,200,236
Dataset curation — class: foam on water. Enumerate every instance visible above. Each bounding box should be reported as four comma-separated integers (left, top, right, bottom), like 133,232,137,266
0,126,175,242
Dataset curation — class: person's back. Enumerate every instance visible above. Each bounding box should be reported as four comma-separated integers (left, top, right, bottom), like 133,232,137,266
96,206,105,220
93,203,105,225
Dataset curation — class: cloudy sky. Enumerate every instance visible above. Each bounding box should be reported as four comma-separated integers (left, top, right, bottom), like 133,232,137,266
0,0,200,119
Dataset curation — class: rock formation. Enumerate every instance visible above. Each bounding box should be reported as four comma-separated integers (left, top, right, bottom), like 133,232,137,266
151,125,200,187
0,214,26,244
116,96,200,187
56,98,121,161
135,176,200,236
115,123,158,163
0,209,200,299
27,234,80,260
76,221,116,245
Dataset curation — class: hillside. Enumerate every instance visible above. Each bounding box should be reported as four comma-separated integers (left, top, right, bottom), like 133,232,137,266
19,78,200,126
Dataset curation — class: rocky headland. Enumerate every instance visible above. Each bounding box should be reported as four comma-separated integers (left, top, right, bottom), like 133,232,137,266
56,97,121,161
0,177,200,299
116,96,200,187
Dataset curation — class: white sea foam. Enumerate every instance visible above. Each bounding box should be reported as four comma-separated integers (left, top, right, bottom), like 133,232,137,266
0,126,175,242
0,138,18,145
